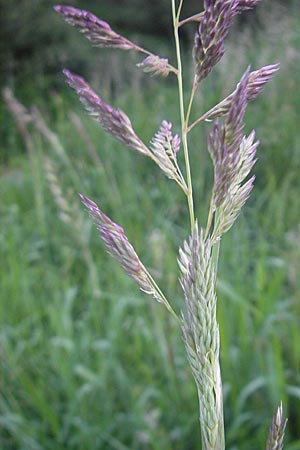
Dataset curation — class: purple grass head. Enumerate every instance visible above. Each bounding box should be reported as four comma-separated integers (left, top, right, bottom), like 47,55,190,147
63,70,150,156
54,5,134,50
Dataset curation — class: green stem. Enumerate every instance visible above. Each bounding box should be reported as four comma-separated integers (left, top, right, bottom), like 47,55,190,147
186,75,198,128
144,267,179,323
172,0,195,231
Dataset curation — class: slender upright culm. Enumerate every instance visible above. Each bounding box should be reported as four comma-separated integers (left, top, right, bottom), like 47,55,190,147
55,1,286,448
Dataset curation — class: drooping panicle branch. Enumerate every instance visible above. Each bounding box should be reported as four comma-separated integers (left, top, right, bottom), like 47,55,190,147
64,70,187,188
80,194,177,318
179,222,224,450
54,5,136,50
63,70,150,156
54,5,177,77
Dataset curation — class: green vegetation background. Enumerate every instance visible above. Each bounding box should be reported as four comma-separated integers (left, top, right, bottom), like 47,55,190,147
1,1,300,449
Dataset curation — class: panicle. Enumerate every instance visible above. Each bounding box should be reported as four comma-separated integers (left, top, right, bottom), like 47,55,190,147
266,402,287,450
137,55,171,78
63,70,150,156
80,194,164,302
54,5,134,50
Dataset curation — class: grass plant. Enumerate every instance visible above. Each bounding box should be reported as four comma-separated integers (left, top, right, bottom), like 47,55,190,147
1,2,300,449
51,0,286,448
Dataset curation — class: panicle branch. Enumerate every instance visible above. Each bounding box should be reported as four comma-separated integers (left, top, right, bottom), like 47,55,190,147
64,70,188,190
80,194,178,319
54,5,177,77
54,5,136,50
63,70,150,156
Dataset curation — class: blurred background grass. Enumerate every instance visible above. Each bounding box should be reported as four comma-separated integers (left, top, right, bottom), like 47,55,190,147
1,0,300,449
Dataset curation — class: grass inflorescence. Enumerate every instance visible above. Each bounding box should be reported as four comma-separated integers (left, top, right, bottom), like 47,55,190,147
1,2,300,449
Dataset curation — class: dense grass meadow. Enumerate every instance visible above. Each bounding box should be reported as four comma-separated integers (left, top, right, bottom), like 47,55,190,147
1,3,300,449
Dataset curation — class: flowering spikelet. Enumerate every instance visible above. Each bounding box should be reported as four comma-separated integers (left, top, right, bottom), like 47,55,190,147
266,402,287,450
209,67,250,208
80,194,173,311
64,70,150,156
213,132,258,238
179,222,224,450
149,120,187,191
137,55,171,78
201,64,279,121
54,5,135,50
